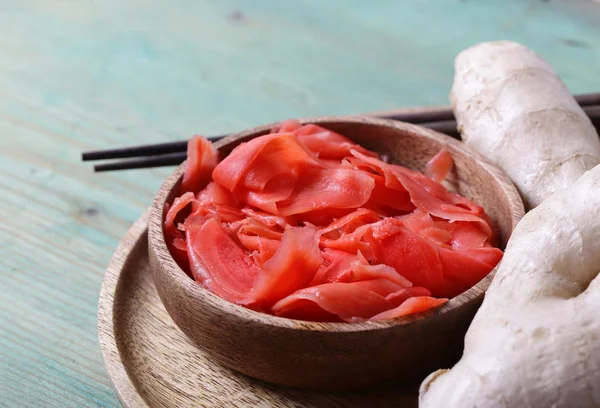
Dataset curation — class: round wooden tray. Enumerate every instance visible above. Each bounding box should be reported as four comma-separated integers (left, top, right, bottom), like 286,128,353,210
98,212,419,407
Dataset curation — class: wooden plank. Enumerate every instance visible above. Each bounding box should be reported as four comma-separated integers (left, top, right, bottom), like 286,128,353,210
0,1,599,406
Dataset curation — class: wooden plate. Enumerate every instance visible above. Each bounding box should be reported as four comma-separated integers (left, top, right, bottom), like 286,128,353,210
98,212,419,407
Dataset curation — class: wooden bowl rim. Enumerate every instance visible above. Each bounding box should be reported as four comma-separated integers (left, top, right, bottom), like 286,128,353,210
149,115,524,333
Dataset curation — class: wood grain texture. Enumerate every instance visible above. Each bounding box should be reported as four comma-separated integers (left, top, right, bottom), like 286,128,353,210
148,117,524,391
1,0,599,406
100,212,421,407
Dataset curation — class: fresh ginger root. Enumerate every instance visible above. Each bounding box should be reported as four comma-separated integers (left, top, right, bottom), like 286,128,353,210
419,164,600,408
419,41,600,408
451,41,600,209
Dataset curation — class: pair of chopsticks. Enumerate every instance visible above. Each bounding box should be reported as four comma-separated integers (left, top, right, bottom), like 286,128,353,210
82,93,600,172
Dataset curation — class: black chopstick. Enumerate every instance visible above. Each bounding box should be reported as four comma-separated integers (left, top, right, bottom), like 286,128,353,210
82,136,227,161
573,93,600,107
86,117,464,169
90,121,461,172
93,152,194,172
82,140,188,161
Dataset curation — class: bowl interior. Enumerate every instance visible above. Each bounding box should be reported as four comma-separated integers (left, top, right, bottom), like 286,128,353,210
152,116,524,331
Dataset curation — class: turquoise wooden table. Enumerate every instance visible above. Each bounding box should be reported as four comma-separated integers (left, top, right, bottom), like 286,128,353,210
1,1,599,406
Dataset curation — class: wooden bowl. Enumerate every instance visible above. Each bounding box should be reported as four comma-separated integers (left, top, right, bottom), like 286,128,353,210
148,116,524,391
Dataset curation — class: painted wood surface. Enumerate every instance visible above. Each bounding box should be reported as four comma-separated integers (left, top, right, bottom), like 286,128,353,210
0,1,598,406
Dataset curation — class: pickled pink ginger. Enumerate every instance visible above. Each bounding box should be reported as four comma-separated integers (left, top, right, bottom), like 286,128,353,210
164,121,502,322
